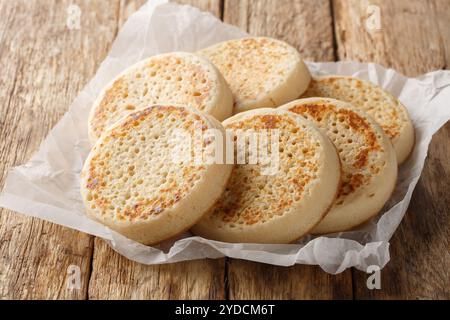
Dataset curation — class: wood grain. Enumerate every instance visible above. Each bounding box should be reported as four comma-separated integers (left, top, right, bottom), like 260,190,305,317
333,0,446,73
88,239,225,299
223,0,335,61
228,261,353,300
86,0,227,300
175,0,222,18
222,0,353,299
118,0,148,28
434,0,450,66
333,0,450,299
0,0,119,299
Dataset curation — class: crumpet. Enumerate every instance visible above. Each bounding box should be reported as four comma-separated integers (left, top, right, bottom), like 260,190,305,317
199,37,311,114
192,108,340,243
302,76,414,164
280,98,397,234
81,105,232,245
88,52,233,143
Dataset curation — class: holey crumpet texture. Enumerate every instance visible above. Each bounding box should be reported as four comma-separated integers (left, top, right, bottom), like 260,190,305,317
199,37,311,114
88,52,233,143
80,105,232,245
280,98,398,234
302,76,414,164
192,109,341,244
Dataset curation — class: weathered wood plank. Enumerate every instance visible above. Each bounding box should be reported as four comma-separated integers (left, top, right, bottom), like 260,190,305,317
223,0,335,61
223,0,353,299
88,239,225,299
434,0,450,66
333,0,446,73
175,0,222,19
87,0,227,300
0,0,119,299
228,261,353,300
333,0,450,299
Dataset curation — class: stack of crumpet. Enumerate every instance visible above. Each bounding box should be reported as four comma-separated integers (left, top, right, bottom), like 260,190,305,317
81,37,413,245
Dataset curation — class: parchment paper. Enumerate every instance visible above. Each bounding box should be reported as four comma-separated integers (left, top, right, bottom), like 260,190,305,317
1,0,450,274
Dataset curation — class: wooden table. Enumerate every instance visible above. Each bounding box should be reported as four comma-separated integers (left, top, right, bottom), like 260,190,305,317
0,0,449,300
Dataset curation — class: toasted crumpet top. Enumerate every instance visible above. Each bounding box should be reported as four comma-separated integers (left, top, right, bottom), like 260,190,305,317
302,76,414,164
81,105,232,245
199,37,311,114
88,52,233,143
280,98,398,234
192,108,341,244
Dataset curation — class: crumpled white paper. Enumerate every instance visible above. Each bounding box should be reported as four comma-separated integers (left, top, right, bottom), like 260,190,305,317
1,1,450,274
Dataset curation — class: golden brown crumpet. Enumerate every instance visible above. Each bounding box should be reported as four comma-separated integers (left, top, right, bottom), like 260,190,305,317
192,108,341,243
88,52,233,143
81,105,232,245
302,76,414,164
199,37,311,114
